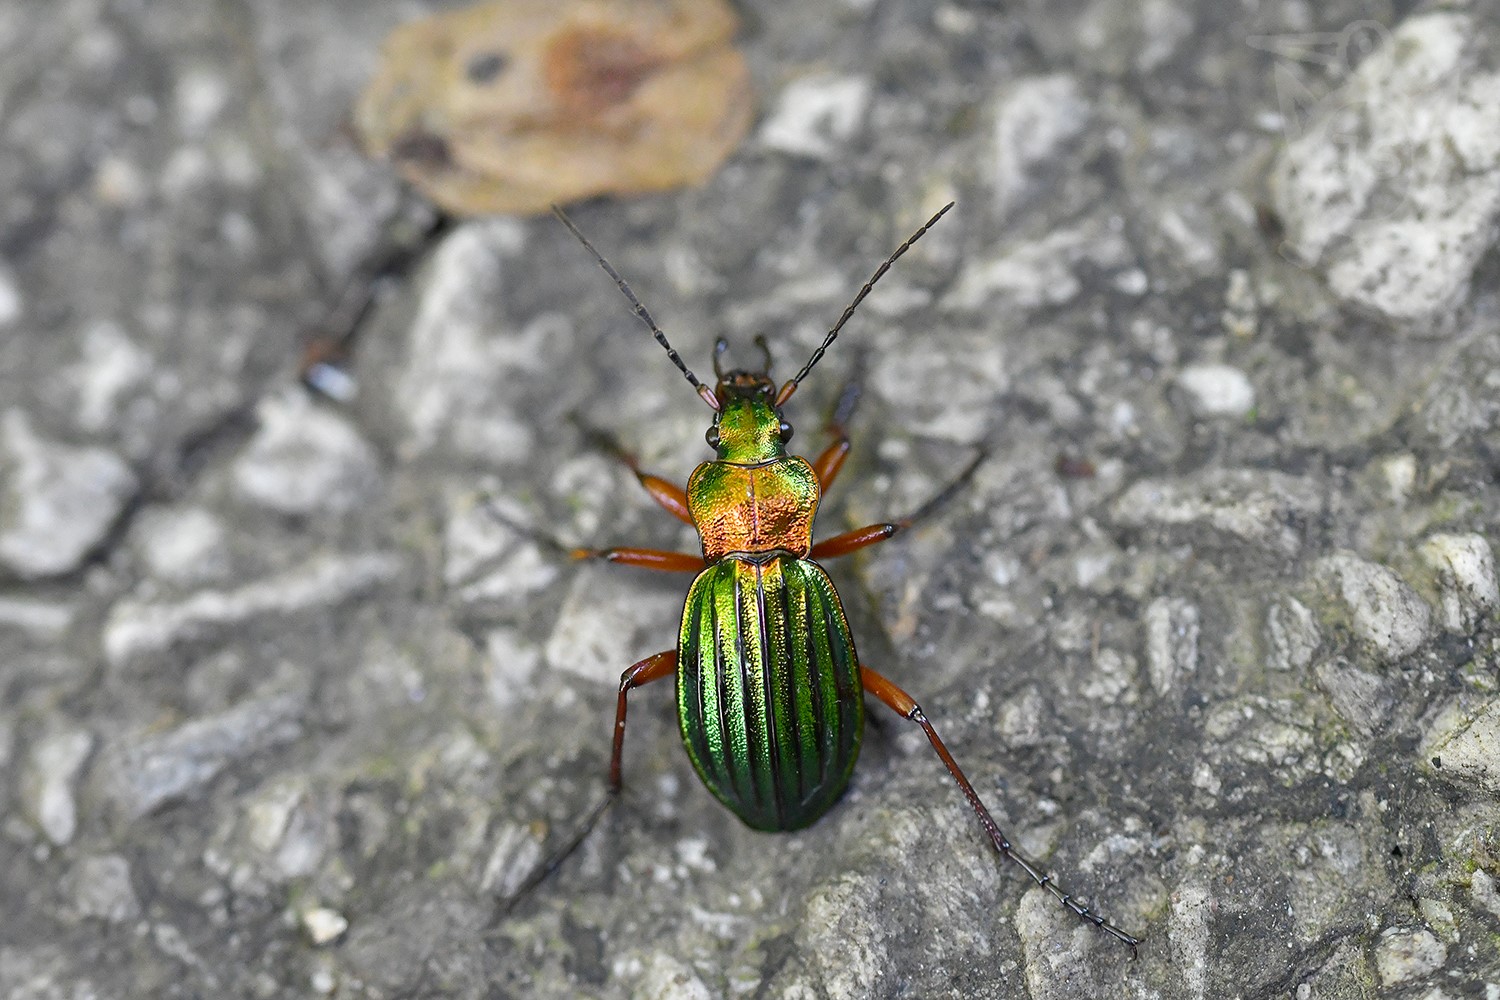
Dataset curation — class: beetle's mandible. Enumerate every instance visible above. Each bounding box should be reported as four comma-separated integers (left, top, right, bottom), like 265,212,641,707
534,202,1141,955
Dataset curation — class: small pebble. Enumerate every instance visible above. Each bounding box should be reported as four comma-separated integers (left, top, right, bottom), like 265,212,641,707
760,73,870,159
301,907,349,946
1374,926,1446,986
1175,363,1256,418
21,730,95,846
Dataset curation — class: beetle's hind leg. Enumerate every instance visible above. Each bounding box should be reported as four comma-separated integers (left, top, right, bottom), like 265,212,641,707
488,650,678,925
859,664,1142,955
809,448,986,560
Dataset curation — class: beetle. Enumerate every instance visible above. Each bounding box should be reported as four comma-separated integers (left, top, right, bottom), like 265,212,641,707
540,203,1141,954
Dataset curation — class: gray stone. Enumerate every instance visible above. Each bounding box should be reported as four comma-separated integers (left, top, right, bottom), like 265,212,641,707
299,906,349,947
990,75,1091,219
127,504,229,586
19,729,95,846
1174,364,1255,419
1423,697,1500,796
1313,658,1391,737
237,778,329,881
1375,926,1447,987
1166,879,1212,1000
1266,595,1320,672
393,220,538,463
942,222,1132,314
64,854,141,923
69,320,152,435
1144,596,1199,697
1110,469,1322,558
0,946,100,1000
100,686,306,819
1418,533,1498,634
102,552,403,666
543,564,688,686
0,261,21,327
0,596,76,640
1316,552,1434,663
443,493,561,610
634,952,715,1000
479,821,547,899
759,73,871,160
1471,868,1500,920
1270,13,1500,328
230,389,381,516
0,410,137,579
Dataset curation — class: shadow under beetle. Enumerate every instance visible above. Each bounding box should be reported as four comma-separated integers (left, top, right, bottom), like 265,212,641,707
542,202,1141,955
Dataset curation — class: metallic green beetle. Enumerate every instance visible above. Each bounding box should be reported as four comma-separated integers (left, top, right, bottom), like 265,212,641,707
550,204,1140,953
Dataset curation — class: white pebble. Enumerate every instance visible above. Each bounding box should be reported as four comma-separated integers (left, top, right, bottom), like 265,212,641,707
760,74,871,160
300,906,349,946
1176,364,1256,418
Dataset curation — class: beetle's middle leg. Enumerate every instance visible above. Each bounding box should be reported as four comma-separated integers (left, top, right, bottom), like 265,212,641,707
859,664,1141,955
570,547,705,572
809,448,986,560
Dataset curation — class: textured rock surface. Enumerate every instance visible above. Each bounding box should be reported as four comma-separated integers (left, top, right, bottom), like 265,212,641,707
2,1,1498,998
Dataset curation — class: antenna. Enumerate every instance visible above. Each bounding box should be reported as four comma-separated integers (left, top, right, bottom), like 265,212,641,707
552,206,718,410
777,202,955,406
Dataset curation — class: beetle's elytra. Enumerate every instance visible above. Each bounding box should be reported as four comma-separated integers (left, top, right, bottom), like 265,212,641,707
541,203,1141,955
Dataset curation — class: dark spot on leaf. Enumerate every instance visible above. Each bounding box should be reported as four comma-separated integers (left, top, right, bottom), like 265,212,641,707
390,129,453,169
466,51,509,84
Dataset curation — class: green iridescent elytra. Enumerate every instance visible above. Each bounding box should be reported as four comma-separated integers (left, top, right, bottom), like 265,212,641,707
677,555,863,830
676,379,863,830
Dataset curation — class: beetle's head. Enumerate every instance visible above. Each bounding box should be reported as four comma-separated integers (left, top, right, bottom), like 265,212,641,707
706,339,792,462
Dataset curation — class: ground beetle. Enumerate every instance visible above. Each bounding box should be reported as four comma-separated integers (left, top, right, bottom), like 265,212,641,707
539,203,1141,954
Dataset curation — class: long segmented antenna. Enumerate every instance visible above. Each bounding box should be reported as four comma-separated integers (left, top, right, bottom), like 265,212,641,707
777,201,955,407
552,206,719,411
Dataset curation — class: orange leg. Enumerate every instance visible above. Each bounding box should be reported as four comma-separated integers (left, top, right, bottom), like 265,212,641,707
584,427,694,525
610,649,678,791
810,523,901,560
632,473,693,526
860,665,1141,954
810,449,987,561
811,374,862,491
571,547,704,572
491,650,678,918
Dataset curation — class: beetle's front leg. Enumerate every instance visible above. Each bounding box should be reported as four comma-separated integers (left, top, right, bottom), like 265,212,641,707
581,426,694,526
859,664,1142,955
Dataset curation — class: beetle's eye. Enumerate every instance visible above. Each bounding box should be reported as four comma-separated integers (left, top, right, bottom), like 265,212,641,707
705,425,720,449
779,421,793,443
